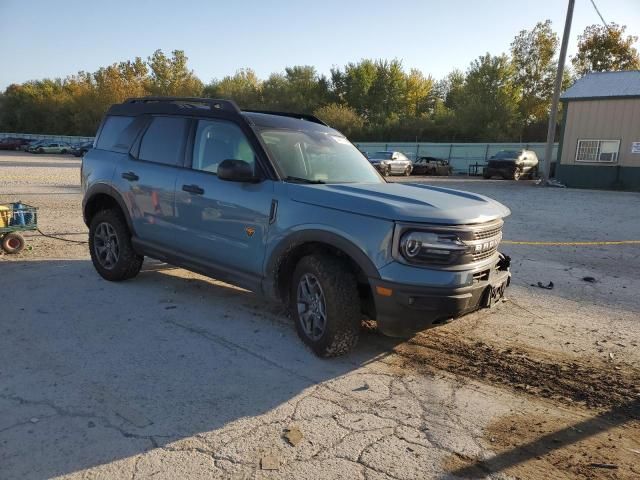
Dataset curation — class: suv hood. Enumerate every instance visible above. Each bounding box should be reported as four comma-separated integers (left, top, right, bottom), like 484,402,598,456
288,182,510,224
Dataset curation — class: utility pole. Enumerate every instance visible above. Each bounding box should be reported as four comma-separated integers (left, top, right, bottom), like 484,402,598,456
542,0,575,183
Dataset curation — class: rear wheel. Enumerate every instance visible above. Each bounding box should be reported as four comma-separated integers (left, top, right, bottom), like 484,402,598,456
290,254,360,357
37,147,44,154
404,166,411,176
1,233,25,254
89,209,143,281
60,149,67,154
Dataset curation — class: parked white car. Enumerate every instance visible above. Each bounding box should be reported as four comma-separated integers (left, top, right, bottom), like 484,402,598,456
368,151,412,176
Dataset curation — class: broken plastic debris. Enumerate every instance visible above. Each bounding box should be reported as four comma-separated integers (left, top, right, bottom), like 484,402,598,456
353,383,370,392
260,453,280,470
283,426,303,446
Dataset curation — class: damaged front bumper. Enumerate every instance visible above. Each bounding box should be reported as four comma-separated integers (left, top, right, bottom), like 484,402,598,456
371,254,511,337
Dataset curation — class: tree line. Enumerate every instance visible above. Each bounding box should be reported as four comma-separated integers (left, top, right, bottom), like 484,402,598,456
0,22,638,141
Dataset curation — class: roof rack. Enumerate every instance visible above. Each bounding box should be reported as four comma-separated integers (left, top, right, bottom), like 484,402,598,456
243,109,328,126
123,97,242,114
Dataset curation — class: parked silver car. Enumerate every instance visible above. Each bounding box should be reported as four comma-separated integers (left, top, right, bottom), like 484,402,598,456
27,141,71,154
369,151,412,176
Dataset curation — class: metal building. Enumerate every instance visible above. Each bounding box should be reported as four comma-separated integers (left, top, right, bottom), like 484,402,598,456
556,71,640,191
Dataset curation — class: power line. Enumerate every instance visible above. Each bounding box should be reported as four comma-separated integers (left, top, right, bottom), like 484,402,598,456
589,0,610,30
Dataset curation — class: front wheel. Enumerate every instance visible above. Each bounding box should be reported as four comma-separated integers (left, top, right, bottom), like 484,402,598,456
290,254,360,357
513,170,522,181
89,209,143,281
404,166,412,176
60,149,67,154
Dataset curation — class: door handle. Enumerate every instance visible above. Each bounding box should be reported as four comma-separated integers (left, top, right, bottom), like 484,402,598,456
182,184,205,195
121,171,139,181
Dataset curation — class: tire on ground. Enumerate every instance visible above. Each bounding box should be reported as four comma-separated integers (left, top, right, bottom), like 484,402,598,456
88,208,143,281
1,233,25,254
290,254,361,357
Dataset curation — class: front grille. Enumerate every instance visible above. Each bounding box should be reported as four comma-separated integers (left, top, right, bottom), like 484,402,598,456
472,248,498,262
473,223,503,240
469,220,503,262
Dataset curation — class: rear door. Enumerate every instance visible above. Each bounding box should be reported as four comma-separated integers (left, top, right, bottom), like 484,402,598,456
113,115,188,248
174,118,274,278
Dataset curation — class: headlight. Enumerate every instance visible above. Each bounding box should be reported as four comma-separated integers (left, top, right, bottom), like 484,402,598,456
394,221,504,267
400,231,467,264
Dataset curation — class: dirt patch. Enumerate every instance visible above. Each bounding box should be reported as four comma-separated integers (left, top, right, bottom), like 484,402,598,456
386,331,640,412
444,411,640,479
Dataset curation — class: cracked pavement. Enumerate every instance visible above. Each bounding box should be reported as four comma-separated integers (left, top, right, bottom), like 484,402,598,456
1,152,639,479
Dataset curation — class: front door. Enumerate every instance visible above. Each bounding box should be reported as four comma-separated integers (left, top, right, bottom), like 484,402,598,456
174,118,273,278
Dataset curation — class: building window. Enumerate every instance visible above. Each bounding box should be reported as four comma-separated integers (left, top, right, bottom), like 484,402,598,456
575,139,620,163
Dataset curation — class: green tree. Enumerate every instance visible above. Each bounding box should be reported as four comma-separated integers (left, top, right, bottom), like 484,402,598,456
146,49,203,96
405,69,434,117
330,60,377,116
262,66,329,112
204,68,262,108
368,59,407,124
313,103,364,137
456,54,520,141
510,20,558,133
572,23,640,75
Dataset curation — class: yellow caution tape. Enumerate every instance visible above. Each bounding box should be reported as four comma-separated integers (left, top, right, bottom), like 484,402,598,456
502,240,640,246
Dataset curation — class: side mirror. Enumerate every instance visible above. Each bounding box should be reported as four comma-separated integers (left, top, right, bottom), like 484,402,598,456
217,159,260,183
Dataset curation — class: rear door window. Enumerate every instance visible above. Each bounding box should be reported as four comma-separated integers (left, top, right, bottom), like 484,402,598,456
96,116,134,151
138,116,188,166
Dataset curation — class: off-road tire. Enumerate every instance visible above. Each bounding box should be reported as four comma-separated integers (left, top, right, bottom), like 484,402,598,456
89,209,143,281
290,254,360,357
1,233,25,254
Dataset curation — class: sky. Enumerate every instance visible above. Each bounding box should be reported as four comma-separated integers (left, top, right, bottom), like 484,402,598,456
1,0,639,90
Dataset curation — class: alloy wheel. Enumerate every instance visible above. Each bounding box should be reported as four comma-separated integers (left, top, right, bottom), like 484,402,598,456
297,273,327,340
94,222,120,270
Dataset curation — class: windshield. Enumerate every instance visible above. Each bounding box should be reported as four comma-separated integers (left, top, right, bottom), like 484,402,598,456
258,129,383,184
492,150,520,159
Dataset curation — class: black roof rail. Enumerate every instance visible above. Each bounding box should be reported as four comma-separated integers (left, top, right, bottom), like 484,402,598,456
243,109,328,126
123,96,242,114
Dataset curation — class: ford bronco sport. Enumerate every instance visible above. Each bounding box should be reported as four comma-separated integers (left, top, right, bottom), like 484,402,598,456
82,97,511,357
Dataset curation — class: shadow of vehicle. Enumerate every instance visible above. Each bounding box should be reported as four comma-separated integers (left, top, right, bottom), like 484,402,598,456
0,259,400,479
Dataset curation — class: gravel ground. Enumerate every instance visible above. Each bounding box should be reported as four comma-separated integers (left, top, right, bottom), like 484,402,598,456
1,151,639,480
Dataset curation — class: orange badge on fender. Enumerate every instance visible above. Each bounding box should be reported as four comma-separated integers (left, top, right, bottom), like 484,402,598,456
245,227,256,237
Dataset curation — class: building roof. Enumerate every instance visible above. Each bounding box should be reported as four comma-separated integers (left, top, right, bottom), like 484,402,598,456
561,71,640,101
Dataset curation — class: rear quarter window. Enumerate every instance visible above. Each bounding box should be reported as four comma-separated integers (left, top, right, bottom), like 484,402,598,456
95,116,134,151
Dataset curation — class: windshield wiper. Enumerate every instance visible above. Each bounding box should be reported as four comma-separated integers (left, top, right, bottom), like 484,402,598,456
284,176,326,184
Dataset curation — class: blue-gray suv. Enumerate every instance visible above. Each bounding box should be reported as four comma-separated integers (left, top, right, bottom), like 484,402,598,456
82,97,511,357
